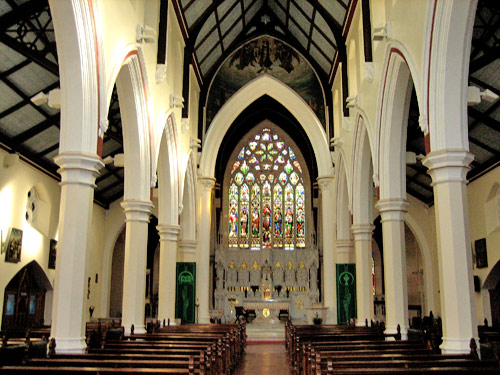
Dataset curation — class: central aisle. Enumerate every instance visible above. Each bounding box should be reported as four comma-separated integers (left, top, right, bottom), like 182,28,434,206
235,344,292,375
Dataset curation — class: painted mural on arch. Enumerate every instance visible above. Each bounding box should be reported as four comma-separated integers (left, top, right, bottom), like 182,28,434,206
206,36,326,128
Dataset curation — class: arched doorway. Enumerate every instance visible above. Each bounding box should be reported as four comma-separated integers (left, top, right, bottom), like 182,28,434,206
2,261,52,332
483,260,500,327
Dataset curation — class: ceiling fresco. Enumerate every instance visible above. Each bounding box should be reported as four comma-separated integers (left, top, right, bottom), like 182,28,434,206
206,36,326,128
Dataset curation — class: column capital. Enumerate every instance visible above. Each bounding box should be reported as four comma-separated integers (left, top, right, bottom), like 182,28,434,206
121,200,154,223
351,224,375,240
157,224,181,241
198,175,216,191
54,152,104,188
317,175,335,190
376,199,408,221
422,149,474,185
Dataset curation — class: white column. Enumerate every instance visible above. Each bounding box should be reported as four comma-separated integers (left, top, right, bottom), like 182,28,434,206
336,239,354,264
121,200,154,334
179,240,197,263
157,224,181,324
51,153,103,353
197,176,216,324
423,150,477,354
351,224,375,327
375,199,409,339
317,176,337,324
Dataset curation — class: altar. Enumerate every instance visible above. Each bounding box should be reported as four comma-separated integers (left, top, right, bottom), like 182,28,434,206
244,299,290,322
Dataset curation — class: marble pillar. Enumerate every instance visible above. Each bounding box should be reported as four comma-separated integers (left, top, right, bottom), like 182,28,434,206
50,153,103,353
351,224,375,326
376,199,409,339
423,150,477,353
197,176,216,324
157,224,181,324
317,176,337,324
121,200,154,334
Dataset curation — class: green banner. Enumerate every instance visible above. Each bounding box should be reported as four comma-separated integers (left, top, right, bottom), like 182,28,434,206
175,262,196,323
336,263,356,324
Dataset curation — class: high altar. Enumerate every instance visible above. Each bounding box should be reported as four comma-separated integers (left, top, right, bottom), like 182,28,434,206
214,246,320,322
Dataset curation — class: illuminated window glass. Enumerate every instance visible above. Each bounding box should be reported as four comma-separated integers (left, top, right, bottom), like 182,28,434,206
228,128,306,250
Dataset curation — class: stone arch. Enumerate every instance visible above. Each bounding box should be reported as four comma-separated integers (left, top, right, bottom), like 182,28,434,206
199,74,332,179
180,151,197,242
156,112,180,226
425,0,478,151
115,51,153,201
376,46,418,200
49,0,99,154
335,153,352,255
351,114,375,225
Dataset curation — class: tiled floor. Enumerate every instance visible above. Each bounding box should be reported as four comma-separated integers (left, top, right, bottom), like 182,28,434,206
234,343,293,375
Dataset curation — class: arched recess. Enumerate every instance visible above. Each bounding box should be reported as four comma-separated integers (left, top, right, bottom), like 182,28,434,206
483,260,500,326
351,114,375,226
404,213,436,316
1,261,52,330
180,151,197,242
376,47,416,200
156,112,180,226
115,52,152,201
425,0,478,151
199,74,332,179
49,0,99,153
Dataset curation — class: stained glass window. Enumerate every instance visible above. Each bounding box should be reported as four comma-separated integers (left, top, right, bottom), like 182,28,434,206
228,128,306,250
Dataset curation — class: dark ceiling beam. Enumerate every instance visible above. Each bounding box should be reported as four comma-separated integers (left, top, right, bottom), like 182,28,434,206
0,131,59,178
0,59,31,80
97,178,123,196
469,46,500,73
470,5,500,60
406,186,432,205
12,114,60,144
0,0,48,31
0,33,58,76
187,0,225,50
469,76,500,97
468,107,500,134
38,142,58,157
0,75,58,124
105,190,125,206
405,167,433,192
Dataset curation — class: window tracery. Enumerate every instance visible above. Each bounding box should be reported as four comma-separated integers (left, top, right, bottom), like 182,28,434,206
228,128,306,250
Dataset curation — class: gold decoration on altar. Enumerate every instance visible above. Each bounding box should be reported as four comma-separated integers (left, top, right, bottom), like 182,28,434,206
263,308,270,318
240,261,247,269
252,260,260,270
295,299,304,310
229,261,235,269
286,261,294,269
275,261,282,268
299,261,305,269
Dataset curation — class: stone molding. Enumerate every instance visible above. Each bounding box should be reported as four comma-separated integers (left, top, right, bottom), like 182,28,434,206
198,176,216,191
336,239,354,254
157,224,181,242
317,175,335,190
178,239,197,254
121,200,154,223
351,224,375,241
422,149,474,185
376,199,409,222
54,152,104,188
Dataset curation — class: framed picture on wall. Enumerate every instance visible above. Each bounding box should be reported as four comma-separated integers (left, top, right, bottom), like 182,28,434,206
475,238,488,268
48,239,57,269
4,227,23,263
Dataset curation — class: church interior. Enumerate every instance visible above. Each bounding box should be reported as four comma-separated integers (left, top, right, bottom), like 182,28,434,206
1,0,500,373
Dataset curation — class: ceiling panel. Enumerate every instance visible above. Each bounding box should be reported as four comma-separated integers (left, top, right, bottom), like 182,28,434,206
0,106,46,136
22,125,59,152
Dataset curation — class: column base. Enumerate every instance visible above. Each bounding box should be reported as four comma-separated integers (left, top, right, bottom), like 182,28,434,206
199,313,211,324
52,337,86,354
440,337,475,354
124,324,146,335
384,325,408,340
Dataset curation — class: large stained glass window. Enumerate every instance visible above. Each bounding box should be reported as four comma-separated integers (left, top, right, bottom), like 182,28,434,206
228,128,306,250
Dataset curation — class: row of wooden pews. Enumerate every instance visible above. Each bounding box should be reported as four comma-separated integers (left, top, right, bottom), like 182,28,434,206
286,320,500,375
0,322,246,375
